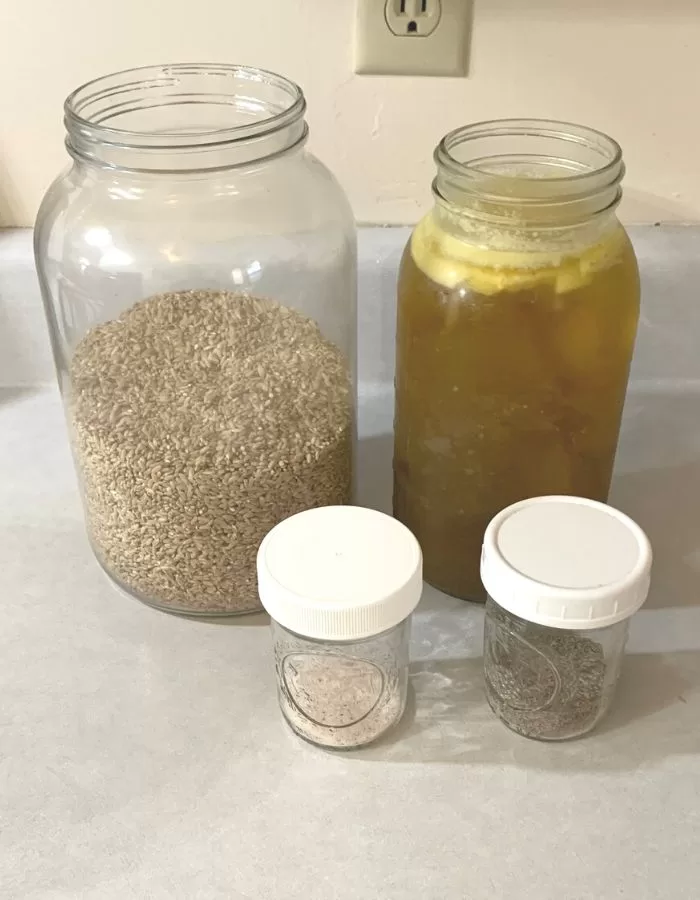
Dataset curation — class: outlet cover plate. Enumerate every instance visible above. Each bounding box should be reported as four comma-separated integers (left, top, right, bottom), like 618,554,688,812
355,0,470,77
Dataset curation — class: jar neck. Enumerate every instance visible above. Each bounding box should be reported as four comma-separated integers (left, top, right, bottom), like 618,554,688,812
433,119,625,241
64,64,308,173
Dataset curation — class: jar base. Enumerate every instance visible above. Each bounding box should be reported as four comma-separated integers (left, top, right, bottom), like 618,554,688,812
487,694,604,742
279,706,403,751
92,551,264,619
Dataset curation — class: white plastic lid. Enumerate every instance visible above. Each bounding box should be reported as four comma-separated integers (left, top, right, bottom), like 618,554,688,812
256,506,423,641
481,495,652,630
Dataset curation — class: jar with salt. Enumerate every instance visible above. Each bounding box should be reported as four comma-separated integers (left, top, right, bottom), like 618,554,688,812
481,495,652,741
257,506,422,749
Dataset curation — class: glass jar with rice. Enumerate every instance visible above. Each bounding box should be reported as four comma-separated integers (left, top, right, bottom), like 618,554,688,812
393,119,640,601
35,64,356,616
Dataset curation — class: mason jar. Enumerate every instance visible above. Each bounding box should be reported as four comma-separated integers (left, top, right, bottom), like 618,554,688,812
393,120,640,601
481,495,652,741
257,506,422,749
35,64,356,616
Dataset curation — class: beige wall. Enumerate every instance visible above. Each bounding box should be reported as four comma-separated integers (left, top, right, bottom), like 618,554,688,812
1,0,698,227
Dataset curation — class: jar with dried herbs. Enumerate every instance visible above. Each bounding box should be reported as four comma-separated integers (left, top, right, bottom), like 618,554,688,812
481,496,652,740
34,64,356,616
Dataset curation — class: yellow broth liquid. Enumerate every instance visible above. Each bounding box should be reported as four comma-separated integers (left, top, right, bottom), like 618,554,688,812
393,222,640,600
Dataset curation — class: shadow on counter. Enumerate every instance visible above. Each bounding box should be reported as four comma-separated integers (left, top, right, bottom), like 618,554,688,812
355,431,393,516
349,647,700,772
612,389,700,610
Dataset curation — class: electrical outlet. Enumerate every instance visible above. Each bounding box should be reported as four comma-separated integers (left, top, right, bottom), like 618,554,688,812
385,0,441,37
355,0,470,77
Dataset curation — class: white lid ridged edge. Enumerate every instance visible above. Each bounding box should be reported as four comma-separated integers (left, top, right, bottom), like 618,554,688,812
257,506,423,641
480,495,653,630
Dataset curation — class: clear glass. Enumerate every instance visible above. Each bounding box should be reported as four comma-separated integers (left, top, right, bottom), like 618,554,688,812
483,596,629,740
34,64,356,617
271,618,411,749
394,120,640,601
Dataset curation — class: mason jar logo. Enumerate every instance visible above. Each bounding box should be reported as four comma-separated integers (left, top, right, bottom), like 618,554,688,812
281,653,385,728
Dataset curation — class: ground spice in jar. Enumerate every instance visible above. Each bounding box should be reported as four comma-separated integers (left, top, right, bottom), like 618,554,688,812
258,506,423,750
275,646,405,749
68,289,352,615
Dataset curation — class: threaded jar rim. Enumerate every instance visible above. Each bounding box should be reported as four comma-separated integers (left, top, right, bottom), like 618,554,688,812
64,63,307,171
481,496,652,630
434,118,625,227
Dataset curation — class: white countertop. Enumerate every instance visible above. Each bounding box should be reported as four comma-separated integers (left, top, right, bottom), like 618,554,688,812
2,226,700,899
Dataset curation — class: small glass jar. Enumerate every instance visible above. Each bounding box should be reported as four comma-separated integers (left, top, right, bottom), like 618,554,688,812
34,64,356,617
394,120,640,601
481,496,652,741
257,506,422,749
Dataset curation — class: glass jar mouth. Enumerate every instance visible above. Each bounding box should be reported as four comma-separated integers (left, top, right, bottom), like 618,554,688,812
64,63,307,170
434,119,624,226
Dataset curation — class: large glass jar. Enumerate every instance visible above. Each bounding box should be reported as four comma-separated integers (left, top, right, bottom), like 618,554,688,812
394,120,640,600
35,64,356,616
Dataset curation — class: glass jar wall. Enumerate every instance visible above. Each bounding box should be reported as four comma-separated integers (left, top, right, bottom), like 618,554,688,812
393,120,640,601
483,597,630,741
35,64,356,616
271,619,411,749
